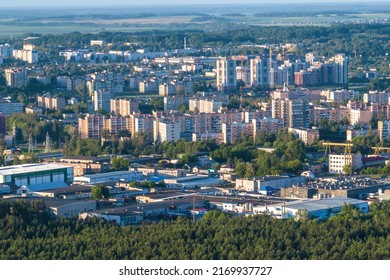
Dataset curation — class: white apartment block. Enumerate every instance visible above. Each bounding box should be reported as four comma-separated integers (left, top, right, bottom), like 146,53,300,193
349,109,373,125
93,90,112,112
222,122,254,144
159,83,176,96
90,40,106,46
154,119,181,142
333,54,349,84
328,154,362,174
378,120,390,141
363,91,390,104
189,98,222,113
252,118,283,139
0,44,13,58
37,94,66,110
164,96,190,111
192,132,224,145
346,127,379,141
13,44,38,63
322,89,359,102
216,57,236,93
78,114,106,139
250,56,270,86
110,98,139,116
288,127,319,145
127,114,154,140
5,68,28,88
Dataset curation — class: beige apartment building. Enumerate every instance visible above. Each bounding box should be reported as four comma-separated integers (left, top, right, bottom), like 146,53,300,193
110,98,139,116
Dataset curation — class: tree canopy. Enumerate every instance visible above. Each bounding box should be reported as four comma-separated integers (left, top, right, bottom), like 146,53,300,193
0,199,389,260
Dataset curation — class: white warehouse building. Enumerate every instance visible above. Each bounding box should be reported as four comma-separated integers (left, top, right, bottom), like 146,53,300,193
74,170,143,184
253,197,368,220
0,163,74,191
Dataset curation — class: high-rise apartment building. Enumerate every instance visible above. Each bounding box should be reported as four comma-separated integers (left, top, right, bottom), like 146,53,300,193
5,68,28,88
216,57,237,93
0,44,13,58
250,57,269,86
252,118,284,139
130,113,154,140
378,120,390,141
222,122,254,144
87,71,124,95
78,114,106,139
333,54,349,85
272,98,309,128
110,98,139,116
93,90,112,112
37,94,66,110
13,44,38,63
189,98,222,113
153,119,181,142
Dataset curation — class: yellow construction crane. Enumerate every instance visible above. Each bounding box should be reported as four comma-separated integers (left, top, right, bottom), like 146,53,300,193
372,147,390,154
322,142,354,155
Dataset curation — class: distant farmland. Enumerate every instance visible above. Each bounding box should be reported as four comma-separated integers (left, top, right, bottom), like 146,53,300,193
0,5,389,39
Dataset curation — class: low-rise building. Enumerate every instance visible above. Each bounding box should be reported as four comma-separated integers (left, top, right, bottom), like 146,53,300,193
164,175,222,189
288,127,319,145
46,200,96,217
37,93,66,110
74,171,143,184
47,156,111,176
349,109,373,125
328,154,363,174
378,120,390,141
80,197,207,225
282,177,389,199
253,197,369,219
0,101,24,117
236,175,307,191
346,126,379,141
0,163,73,191
25,106,43,115
33,185,92,199
81,210,143,226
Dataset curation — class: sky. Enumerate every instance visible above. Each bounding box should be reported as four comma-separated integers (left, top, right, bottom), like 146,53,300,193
2,0,390,8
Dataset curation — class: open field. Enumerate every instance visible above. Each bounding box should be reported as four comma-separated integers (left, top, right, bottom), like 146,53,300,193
38,15,197,25
0,24,170,39
0,4,389,38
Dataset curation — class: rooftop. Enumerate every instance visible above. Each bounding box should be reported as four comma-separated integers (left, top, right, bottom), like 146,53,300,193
74,170,142,180
283,197,367,212
300,177,387,191
0,163,71,176
91,197,208,216
44,198,95,209
138,191,194,200
33,184,92,196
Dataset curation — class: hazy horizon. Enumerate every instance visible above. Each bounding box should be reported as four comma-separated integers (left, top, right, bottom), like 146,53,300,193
3,0,390,8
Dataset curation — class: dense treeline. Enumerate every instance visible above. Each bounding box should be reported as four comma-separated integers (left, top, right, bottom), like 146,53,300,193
63,129,307,176
19,24,390,58
0,200,389,259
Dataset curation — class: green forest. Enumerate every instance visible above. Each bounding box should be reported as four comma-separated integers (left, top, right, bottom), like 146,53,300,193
0,199,389,260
